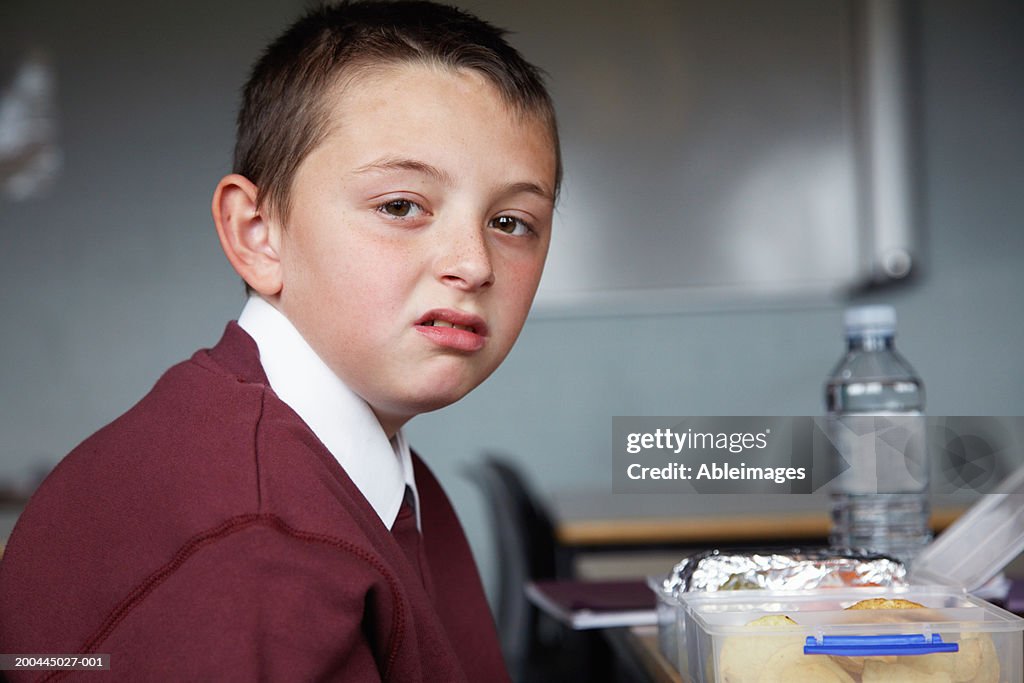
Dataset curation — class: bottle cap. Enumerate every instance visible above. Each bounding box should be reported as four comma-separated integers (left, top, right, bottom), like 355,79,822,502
844,305,896,337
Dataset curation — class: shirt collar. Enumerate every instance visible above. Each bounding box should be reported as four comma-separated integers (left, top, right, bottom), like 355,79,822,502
237,295,418,530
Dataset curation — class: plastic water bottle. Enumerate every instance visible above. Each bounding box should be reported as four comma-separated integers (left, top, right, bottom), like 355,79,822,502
826,305,930,565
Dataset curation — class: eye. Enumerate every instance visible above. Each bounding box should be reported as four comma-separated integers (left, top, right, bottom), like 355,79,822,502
377,199,424,219
490,214,533,236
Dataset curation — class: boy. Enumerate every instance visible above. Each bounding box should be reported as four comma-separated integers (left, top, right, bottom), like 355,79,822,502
0,2,560,680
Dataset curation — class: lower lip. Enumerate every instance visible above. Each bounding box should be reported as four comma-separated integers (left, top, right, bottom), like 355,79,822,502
415,324,487,352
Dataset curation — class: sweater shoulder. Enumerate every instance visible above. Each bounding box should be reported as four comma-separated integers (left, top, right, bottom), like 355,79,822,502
0,352,272,648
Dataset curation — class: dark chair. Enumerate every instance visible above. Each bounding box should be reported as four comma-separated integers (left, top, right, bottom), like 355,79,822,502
465,455,572,682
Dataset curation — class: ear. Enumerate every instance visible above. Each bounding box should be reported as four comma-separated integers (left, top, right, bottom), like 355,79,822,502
212,174,283,296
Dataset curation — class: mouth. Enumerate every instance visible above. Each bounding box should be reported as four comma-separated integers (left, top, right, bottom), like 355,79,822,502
419,319,477,333
415,309,488,336
414,309,488,352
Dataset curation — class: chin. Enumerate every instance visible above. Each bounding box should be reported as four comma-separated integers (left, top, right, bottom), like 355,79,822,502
415,387,475,413
402,375,482,415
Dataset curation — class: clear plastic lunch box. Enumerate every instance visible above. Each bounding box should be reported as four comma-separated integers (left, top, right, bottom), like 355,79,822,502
679,585,1020,682
652,465,1024,682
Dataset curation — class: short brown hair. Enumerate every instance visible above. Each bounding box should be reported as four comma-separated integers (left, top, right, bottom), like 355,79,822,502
234,0,561,222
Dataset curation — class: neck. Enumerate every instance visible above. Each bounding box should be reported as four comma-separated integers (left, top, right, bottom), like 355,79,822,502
373,409,411,440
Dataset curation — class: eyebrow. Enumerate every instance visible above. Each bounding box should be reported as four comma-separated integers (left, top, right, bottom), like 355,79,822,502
353,157,455,186
352,156,554,202
500,181,555,203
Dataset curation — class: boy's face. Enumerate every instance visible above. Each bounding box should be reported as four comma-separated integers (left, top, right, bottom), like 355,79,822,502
273,63,557,435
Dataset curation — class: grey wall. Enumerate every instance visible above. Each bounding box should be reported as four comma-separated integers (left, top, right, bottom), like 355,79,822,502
413,0,1024,595
1,0,306,486
2,1,1022,600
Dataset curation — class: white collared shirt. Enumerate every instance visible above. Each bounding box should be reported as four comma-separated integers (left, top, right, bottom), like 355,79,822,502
238,295,419,530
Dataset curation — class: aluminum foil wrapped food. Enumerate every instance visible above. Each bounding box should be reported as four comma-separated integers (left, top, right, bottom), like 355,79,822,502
661,547,907,596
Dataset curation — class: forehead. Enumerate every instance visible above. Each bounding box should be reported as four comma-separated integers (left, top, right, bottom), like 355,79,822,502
306,62,557,186
329,60,547,127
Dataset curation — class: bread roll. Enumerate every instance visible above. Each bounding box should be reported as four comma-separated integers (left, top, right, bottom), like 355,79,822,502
832,598,928,676
863,660,953,682
837,598,999,683
760,645,855,683
719,615,802,683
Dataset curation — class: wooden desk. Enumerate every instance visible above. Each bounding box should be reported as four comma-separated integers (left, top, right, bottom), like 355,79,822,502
551,492,966,550
603,626,680,683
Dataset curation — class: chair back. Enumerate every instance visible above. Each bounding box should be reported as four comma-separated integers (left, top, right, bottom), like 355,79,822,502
466,455,560,681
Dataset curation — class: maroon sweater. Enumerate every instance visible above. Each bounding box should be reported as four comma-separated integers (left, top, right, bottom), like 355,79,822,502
0,323,508,682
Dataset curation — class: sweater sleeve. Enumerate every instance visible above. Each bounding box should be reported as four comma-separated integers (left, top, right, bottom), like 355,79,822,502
67,518,398,682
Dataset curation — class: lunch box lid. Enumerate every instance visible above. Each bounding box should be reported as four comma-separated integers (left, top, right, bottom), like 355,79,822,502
912,464,1024,591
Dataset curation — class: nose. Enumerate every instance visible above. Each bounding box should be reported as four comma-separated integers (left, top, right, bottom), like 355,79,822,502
435,222,495,291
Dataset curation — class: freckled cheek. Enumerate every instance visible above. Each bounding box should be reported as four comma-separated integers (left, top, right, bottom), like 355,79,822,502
499,257,546,319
